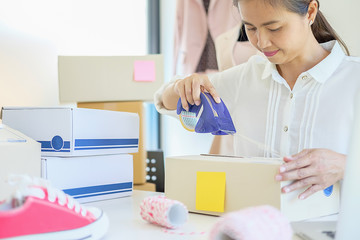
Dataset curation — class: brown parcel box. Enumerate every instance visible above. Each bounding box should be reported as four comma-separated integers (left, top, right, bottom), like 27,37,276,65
58,55,163,103
165,155,339,221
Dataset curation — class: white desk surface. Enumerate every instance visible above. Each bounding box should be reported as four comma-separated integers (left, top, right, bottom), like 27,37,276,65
86,190,337,240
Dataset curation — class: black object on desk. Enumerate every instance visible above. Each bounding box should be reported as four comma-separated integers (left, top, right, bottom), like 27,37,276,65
146,150,165,192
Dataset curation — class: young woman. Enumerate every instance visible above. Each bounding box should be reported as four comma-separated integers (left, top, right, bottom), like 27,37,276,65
154,0,360,199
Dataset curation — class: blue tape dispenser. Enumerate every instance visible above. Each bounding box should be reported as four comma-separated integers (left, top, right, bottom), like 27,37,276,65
176,92,236,135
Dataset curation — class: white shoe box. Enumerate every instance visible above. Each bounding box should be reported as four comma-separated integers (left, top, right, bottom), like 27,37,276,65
0,124,41,200
2,107,139,157
41,154,133,203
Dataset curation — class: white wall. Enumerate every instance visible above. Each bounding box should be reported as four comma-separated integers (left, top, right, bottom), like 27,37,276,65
321,0,360,56
0,23,59,112
0,0,148,119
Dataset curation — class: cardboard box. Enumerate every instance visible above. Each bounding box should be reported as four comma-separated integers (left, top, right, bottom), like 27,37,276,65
58,55,164,102
133,182,156,192
165,155,340,221
2,107,139,157
0,124,41,200
77,101,147,184
42,154,133,203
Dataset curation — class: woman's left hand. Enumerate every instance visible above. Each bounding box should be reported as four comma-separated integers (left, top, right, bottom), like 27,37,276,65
275,149,346,200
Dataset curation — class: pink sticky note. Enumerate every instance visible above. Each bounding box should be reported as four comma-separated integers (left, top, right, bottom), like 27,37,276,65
133,60,156,82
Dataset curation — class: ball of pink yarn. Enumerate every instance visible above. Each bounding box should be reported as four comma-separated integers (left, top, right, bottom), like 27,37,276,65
209,205,293,240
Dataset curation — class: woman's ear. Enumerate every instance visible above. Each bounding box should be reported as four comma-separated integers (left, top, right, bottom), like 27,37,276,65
307,0,318,25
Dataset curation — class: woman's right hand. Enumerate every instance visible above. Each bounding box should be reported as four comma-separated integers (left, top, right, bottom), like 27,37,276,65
173,73,221,111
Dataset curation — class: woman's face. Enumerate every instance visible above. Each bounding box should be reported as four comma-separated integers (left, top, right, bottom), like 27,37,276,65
239,0,311,65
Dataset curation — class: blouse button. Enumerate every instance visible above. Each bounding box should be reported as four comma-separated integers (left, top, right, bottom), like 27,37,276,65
284,126,289,132
302,75,308,80
290,93,294,99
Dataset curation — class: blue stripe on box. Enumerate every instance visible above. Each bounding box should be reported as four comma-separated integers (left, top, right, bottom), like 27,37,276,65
63,182,133,196
64,141,70,148
42,149,71,152
38,141,71,149
73,189,132,199
74,139,139,147
75,145,138,150
39,139,139,152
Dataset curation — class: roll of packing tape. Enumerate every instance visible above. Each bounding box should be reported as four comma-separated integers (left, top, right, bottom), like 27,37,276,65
140,196,188,229
209,205,292,240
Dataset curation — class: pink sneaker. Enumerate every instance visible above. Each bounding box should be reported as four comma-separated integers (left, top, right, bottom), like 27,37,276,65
0,175,109,240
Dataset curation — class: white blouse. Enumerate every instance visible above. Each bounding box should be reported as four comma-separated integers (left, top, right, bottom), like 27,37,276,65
155,41,360,157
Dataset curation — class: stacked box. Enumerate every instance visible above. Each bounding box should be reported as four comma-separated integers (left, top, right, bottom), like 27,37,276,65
58,55,164,102
165,155,340,221
78,101,147,185
0,124,41,200
2,107,138,202
41,154,133,203
2,107,139,156
58,55,164,189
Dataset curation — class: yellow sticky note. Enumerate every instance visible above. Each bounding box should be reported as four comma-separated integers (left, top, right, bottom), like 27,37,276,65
196,172,226,212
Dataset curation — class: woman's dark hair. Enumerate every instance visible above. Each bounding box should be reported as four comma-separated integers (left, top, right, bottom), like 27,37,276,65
233,0,350,55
